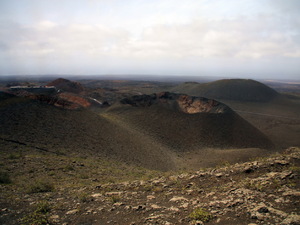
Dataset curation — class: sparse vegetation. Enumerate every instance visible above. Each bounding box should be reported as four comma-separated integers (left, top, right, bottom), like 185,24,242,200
0,171,11,184
35,201,51,214
110,195,121,203
26,179,54,193
289,165,300,173
20,201,51,225
242,178,265,191
8,152,22,160
216,160,231,168
189,208,213,222
64,164,75,171
77,192,92,203
242,177,283,192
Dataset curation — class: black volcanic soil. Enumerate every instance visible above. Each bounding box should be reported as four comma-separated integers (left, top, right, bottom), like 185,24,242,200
0,95,175,171
1,91,273,171
107,92,273,151
172,79,279,102
222,95,300,148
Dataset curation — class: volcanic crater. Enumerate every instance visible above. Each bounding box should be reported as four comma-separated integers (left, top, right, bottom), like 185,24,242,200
120,92,232,114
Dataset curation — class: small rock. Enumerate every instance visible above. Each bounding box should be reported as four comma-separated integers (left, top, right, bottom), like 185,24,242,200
244,166,255,173
97,207,105,212
66,209,79,215
250,212,265,220
169,196,188,202
266,172,278,179
147,195,156,200
133,205,145,211
258,207,269,213
186,183,194,188
283,190,300,197
86,209,93,214
249,203,268,220
113,202,124,207
168,206,179,212
281,214,300,225
152,178,165,185
197,172,206,177
105,191,122,196
215,173,223,178
268,207,288,218
275,198,285,203
206,192,215,197
279,171,293,179
145,215,162,221
181,203,189,209
91,193,102,198
150,204,161,209
50,214,60,222
274,160,289,165
227,199,243,208
186,190,194,195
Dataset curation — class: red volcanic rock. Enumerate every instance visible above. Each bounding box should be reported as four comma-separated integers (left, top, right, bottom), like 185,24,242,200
58,93,91,109
28,93,90,110
177,94,221,114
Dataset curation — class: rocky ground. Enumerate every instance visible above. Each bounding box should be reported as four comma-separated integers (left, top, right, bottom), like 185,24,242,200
1,147,300,225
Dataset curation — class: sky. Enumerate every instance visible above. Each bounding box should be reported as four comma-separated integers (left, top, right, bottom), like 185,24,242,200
0,0,299,80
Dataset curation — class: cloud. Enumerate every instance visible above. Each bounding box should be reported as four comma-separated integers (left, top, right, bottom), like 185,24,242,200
0,21,129,59
0,0,299,78
35,20,57,30
1,17,299,61
108,16,300,60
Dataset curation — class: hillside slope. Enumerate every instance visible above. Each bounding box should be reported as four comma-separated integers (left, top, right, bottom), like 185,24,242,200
172,79,279,102
105,92,273,150
0,95,176,171
1,147,299,225
0,91,274,171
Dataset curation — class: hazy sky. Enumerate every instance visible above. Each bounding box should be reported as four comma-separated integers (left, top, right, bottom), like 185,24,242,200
0,0,299,79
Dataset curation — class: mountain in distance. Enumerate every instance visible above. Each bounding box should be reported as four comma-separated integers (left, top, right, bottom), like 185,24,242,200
171,79,279,102
47,78,84,94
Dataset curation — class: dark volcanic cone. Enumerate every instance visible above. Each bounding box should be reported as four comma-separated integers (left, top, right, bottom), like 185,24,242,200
120,92,232,114
172,79,279,102
47,78,84,94
108,92,273,150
